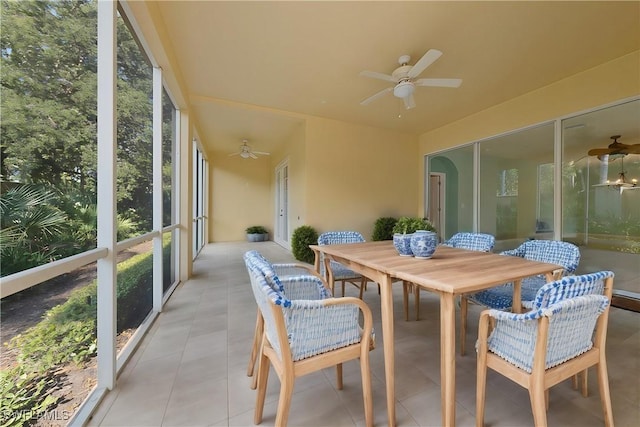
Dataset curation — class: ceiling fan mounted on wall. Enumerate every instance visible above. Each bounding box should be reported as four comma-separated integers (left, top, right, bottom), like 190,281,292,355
359,49,462,110
228,139,270,159
587,135,640,157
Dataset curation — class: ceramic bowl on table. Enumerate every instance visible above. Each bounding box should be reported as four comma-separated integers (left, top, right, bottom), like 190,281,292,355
393,233,414,256
409,230,438,259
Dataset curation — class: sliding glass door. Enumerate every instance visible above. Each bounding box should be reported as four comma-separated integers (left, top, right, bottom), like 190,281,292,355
562,99,640,309
478,123,555,252
426,98,640,310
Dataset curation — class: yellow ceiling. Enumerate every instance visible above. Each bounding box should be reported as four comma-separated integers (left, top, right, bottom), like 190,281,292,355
148,1,640,156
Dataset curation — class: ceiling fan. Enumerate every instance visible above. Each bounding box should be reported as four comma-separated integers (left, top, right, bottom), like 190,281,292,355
587,135,640,157
359,49,462,110
228,140,270,159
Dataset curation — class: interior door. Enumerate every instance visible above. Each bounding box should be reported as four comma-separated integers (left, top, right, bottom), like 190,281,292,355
275,160,289,248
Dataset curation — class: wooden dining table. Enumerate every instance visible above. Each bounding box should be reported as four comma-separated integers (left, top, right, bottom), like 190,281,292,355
309,241,561,427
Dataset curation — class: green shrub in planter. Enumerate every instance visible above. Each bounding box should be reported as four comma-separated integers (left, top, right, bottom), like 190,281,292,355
372,217,397,241
246,225,269,242
246,225,268,234
392,217,436,234
291,225,318,264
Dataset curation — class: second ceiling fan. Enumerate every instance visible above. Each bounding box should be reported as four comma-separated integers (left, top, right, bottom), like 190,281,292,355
359,49,462,110
228,140,270,159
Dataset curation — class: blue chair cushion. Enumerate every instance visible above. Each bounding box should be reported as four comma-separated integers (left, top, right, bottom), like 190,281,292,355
470,276,545,309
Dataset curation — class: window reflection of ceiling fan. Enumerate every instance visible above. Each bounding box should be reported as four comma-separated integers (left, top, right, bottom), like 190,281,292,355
228,139,270,159
587,135,640,157
359,49,462,110
589,135,639,191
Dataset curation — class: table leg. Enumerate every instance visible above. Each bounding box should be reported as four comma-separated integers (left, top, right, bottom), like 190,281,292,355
379,274,396,427
440,293,456,427
311,248,321,273
512,278,522,313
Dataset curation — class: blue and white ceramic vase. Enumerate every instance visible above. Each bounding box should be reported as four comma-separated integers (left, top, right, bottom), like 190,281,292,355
393,233,414,256
409,230,438,259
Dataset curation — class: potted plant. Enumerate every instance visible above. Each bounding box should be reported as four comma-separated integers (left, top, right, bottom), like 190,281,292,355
392,217,436,256
291,225,318,264
372,217,397,241
246,225,269,242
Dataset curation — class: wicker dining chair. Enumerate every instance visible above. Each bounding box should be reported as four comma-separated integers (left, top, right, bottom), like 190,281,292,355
402,232,495,321
476,270,614,427
245,252,375,427
460,239,580,355
244,250,331,389
317,231,368,298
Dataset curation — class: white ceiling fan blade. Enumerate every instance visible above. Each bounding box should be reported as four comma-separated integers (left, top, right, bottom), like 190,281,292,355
415,78,462,88
249,152,258,159
253,151,271,156
360,87,393,105
403,93,416,110
228,152,241,157
408,49,442,79
359,70,397,83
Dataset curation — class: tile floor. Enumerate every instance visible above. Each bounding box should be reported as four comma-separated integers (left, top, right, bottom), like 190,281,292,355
88,241,639,426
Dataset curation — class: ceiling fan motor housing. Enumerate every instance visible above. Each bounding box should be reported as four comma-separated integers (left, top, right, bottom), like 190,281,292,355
392,64,412,79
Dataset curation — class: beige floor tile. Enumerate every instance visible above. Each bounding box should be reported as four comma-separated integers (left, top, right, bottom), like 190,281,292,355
161,376,228,426
91,241,640,427
99,377,174,426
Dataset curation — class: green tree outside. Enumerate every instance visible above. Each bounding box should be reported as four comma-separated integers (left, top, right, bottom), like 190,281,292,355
1,0,174,275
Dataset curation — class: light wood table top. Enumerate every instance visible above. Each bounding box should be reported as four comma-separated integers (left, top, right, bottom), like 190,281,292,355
313,241,559,294
310,240,560,427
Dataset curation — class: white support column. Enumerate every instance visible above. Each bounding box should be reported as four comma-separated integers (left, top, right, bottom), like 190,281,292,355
96,0,117,391
173,110,182,282
180,112,193,281
192,143,198,256
473,142,480,231
203,157,209,245
153,66,163,312
554,120,563,241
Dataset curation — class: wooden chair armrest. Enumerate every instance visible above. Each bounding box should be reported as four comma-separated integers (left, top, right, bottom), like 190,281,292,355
477,310,492,347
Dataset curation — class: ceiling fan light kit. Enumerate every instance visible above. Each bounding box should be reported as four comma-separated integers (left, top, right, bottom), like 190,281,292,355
393,81,415,99
360,49,462,110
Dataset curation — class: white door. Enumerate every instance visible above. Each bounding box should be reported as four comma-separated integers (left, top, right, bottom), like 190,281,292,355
429,173,446,241
275,160,289,248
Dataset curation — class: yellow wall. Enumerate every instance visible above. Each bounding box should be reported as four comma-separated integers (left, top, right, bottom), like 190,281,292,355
305,117,419,240
209,120,309,243
417,51,640,215
209,149,273,242
209,116,420,243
